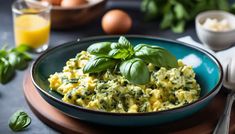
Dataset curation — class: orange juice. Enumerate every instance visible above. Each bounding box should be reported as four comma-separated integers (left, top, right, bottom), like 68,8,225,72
14,14,50,49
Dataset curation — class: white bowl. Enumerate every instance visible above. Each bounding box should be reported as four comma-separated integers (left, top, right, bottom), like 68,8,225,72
196,10,235,51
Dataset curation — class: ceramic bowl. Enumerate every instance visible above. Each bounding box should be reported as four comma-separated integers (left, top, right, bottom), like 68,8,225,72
31,35,223,126
51,0,107,29
196,10,235,51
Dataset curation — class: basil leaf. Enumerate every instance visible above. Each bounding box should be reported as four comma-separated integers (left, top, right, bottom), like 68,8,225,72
117,36,133,49
160,2,173,29
217,0,229,11
133,44,146,52
21,52,32,61
111,36,133,51
14,45,32,52
0,45,32,84
0,50,7,58
11,46,32,61
160,10,173,29
108,48,130,60
140,0,231,33
120,58,149,84
230,3,235,14
110,42,130,50
109,37,134,59
9,110,31,132
0,58,15,84
134,44,178,68
174,3,187,20
87,42,112,56
171,20,185,33
83,57,117,73
141,0,158,20
174,3,183,20
8,51,28,70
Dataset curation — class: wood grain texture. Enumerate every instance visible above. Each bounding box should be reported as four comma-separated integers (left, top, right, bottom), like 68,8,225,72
23,71,235,134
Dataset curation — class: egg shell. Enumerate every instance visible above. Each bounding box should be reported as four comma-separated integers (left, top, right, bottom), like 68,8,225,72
102,9,132,34
61,0,87,7
42,0,62,5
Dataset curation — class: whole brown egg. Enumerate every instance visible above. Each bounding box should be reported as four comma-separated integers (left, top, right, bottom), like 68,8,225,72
102,9,132,34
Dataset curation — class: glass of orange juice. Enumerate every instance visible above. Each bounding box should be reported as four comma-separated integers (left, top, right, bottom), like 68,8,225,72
12,0,51,53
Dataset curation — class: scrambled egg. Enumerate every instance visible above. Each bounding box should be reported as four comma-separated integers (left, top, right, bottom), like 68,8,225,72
48,51,201,113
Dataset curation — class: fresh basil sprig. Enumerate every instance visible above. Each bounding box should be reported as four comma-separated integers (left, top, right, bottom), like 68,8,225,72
9,110,31,132
83,36,177,84
141,0,231,33
0,45,32,84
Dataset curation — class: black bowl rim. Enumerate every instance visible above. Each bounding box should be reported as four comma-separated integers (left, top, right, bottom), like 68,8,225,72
31,35,223,116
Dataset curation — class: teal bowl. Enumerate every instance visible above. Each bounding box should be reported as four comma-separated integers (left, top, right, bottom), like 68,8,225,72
31,35,223,126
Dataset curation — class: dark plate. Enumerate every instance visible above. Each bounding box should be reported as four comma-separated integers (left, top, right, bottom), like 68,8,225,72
31,35,223,126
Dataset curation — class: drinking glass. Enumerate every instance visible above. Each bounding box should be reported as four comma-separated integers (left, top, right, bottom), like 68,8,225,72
12,0,51,53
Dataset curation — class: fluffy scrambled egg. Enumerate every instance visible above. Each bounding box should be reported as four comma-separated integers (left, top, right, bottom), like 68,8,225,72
48,51,201,113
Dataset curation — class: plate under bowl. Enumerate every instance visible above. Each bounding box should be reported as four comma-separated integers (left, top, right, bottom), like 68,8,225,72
31,35,223,126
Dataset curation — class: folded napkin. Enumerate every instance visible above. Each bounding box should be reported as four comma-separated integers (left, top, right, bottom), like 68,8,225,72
177,36,235,69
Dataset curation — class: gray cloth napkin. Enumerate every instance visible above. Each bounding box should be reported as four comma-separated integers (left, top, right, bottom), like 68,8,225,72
177,36,235,69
